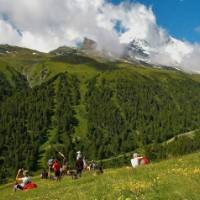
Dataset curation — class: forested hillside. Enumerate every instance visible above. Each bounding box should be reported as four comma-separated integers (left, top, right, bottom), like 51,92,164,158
1,45,200,183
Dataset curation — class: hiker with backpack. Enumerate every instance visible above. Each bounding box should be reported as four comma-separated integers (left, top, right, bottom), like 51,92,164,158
75,157,84,177
52,159,61,181
57,152,68,176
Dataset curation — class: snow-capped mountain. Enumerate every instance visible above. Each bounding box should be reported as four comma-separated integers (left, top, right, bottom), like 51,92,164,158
79,37,153,63
50,37,184,72
123,39,151,62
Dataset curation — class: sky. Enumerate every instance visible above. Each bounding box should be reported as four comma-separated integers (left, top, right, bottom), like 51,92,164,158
0,0,200,72
111,0,200,43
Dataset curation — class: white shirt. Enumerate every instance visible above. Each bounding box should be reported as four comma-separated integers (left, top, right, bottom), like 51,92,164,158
131,158,139,168
77,153,82,160
20,177,31,187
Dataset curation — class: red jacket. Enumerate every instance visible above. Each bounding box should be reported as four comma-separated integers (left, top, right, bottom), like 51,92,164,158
53,161,60,172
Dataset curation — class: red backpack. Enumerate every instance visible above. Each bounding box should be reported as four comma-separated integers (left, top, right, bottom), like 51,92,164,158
22,183,37,191
139,157,150,165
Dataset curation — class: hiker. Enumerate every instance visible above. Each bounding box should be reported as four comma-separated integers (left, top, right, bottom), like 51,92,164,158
90,160,97,170
52,159,61,180
83,156,88,170
97,164,104,175
58,151,66,166
75,157,84,177
40,169,48,179
47,157,54,178
57,152,68,176
60,158,68,176
14,169,32,191
93,165,104,176
130,153,143,168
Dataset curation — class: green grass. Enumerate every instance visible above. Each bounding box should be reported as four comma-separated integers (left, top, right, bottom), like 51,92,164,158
1,152,200,200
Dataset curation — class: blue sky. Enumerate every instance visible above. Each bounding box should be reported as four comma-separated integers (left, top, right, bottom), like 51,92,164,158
111,0,200,43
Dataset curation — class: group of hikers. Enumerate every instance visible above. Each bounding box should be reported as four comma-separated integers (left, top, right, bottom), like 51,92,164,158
41,151,101,181
13,151,149,192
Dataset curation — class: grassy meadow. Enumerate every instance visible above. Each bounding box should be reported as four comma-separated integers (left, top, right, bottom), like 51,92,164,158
1,152,200,200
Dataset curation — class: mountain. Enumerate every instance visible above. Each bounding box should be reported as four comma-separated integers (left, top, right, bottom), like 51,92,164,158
50,38,98,56
50,37,183,71
123,39,151,62
1,44,200,183
50,46,79,55
81,37,97,50
77,37,153,64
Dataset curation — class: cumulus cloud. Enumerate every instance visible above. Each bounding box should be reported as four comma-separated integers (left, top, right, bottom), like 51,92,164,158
0,0,199,72
0,19,21,44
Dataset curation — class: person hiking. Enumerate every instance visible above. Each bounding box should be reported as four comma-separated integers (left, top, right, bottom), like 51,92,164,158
14,169,32,191
96,163,104,175
40,169,48,179
47,157,54,178
58,152,69,176
91,160,97,170
83,156,88,170
60,157,68,176
75,157,84,177
52,159,61,180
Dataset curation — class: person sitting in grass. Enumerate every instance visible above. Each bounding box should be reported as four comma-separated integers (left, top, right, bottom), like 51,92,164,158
14,169,31,191
131,153,143,168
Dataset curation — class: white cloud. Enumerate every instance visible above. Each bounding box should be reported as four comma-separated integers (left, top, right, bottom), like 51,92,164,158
0,19,21,44
0,0,199,72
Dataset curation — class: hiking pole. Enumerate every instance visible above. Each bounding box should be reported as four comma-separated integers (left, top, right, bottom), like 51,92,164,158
58,151,65,159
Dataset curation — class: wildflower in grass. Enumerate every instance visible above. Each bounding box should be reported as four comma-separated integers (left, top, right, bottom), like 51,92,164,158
113,180,152,195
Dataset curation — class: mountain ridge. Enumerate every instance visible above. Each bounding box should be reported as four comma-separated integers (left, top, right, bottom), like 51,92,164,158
0,42,193,76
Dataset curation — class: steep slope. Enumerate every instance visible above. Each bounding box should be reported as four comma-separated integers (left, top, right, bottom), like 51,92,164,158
1,152,200,200
1,45,200,182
